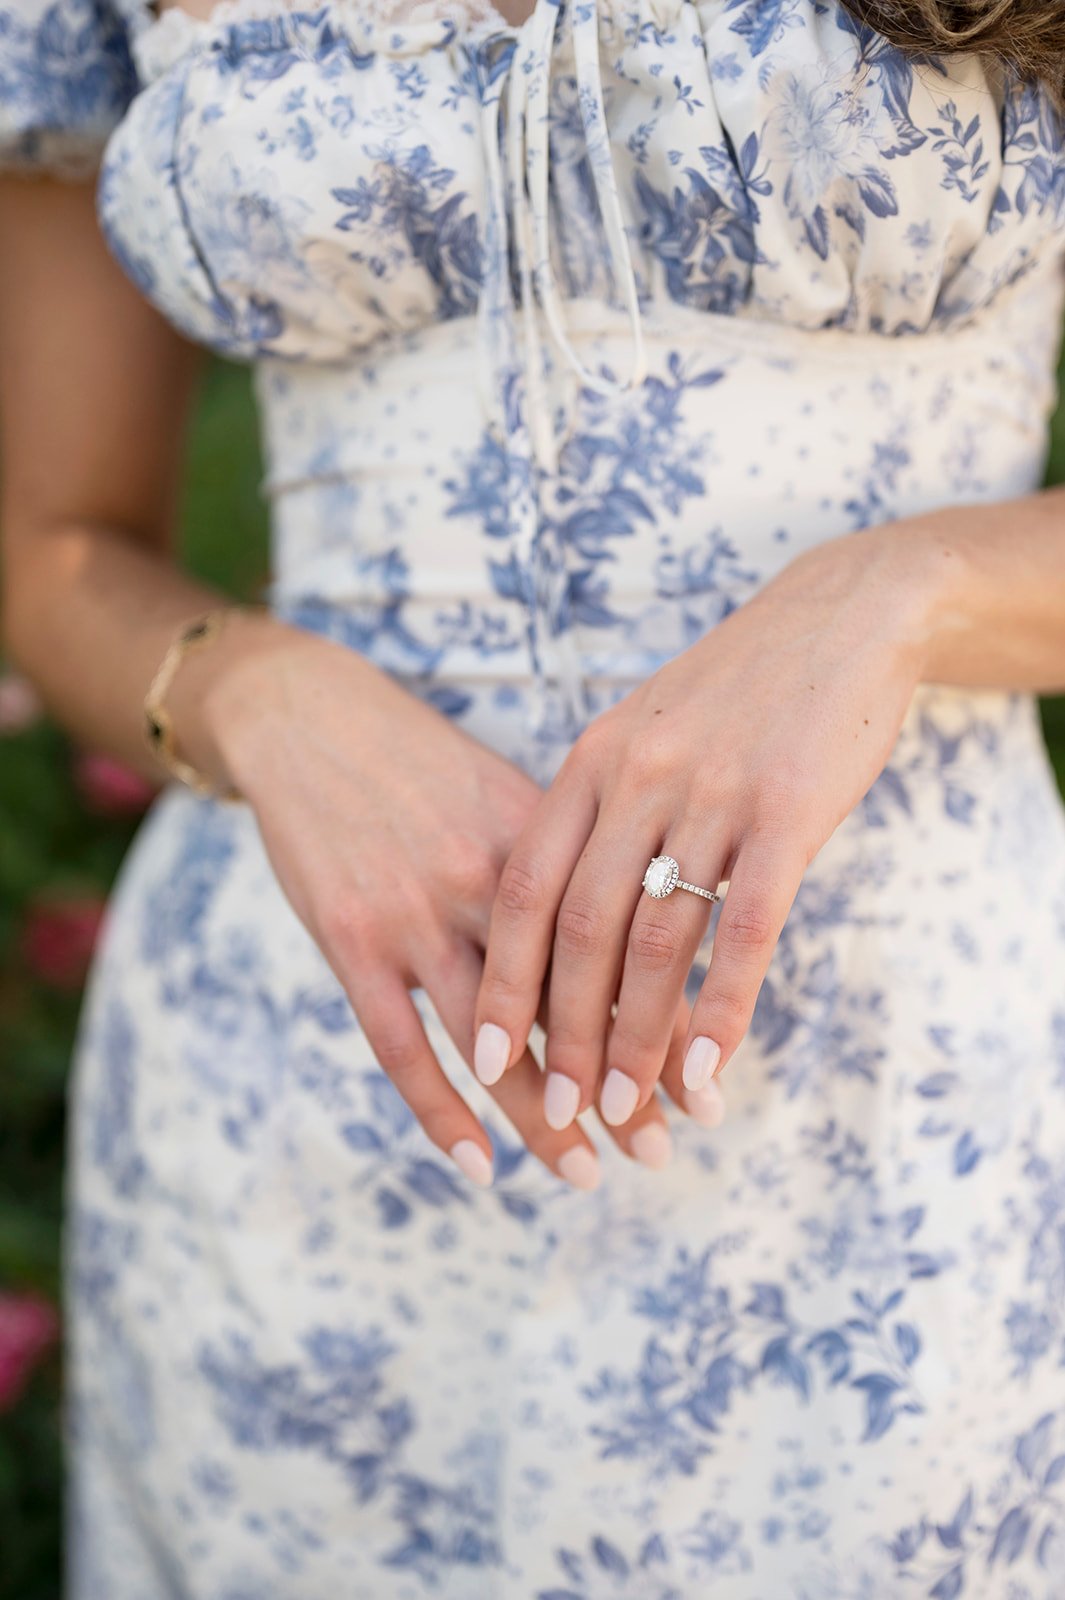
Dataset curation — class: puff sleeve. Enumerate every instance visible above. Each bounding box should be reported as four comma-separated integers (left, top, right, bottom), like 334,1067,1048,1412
0,0,139,177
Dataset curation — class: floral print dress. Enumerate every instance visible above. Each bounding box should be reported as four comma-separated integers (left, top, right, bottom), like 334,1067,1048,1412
4,0,1065,1593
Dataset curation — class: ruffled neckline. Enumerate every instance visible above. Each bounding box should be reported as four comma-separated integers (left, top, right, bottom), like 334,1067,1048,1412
124,0,682,80
126,0,534,78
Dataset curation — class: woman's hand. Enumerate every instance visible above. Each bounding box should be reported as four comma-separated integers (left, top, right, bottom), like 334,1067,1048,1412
472,526,938,1130
207,622,678,1187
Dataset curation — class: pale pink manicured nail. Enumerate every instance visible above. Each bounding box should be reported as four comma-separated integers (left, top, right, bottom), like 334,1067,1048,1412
630,1123,673,1170
682,1035,721,1091
474,1021,511,1086
544,1072,580,1131
684,1077,726,1128
600,1068,640,1126
449,1139,494,1187
557,1146,602,1190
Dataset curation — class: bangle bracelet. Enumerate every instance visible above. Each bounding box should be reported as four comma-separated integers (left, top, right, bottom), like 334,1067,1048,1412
143,608,248,803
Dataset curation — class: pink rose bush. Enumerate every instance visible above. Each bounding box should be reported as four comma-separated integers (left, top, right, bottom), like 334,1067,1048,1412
21,896,107,989
0,1292,60,1413
73,752,158,817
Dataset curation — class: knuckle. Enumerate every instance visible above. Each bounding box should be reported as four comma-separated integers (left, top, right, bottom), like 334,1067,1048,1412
753,773,796,824
626,738,677,791
628,915,682,972
555,894,607,959
705,984,751,1038
368,1022,418,1079
546,1016,598,1055
429,935,468,988
572,713,614,767
607,1022,661,1076
750,767,809,837
496,855,546,918
545,1030,601,1086
722,904,775,953
479,961,525,1009
444,837,499,905
417,1104,464,1152
389,875,434,932
319,896,372,959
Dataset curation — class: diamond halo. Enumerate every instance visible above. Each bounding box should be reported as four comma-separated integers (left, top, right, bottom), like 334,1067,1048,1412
643,854,680,898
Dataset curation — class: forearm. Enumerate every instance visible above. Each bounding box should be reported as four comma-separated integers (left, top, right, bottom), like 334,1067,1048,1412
883,484,1065,693
1,518,299,791
0,175,320,796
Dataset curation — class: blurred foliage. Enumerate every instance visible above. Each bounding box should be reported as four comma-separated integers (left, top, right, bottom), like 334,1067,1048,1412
1,350,1064,1598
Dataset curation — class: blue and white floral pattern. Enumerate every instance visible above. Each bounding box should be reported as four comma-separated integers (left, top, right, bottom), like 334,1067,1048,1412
5,0,1065,1593
0,0,136,173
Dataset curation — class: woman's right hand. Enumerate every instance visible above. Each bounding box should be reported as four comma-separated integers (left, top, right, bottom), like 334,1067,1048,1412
191,616,678,1189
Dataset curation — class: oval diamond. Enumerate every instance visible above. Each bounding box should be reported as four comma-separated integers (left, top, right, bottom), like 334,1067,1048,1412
643,855,677,897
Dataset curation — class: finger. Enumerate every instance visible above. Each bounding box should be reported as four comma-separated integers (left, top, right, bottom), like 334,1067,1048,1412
599,829,726,1126
498,998,671,1177
577,1002,676,1168
428,935,604,1190
598,1070,675,1170
682,835,803,1091
487,1049,605,1190
472,757,598,1088
540,818,661,1131
350,964,499,1188
513,961,675,1171
660,986,727,1130
539,960,675,1170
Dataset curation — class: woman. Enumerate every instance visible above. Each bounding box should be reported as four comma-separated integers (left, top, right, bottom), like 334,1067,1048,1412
2,0,1065,1591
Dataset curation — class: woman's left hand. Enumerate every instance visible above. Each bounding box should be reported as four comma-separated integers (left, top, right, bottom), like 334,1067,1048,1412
472,525,940,1133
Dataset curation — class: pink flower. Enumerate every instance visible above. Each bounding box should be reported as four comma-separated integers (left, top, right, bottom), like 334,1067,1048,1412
0,673,42,734
74,752,158,817
22,896,107,989
0,1292,60,1412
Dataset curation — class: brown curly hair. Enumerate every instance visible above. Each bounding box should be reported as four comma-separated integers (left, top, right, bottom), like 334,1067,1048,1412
840,2,1065,100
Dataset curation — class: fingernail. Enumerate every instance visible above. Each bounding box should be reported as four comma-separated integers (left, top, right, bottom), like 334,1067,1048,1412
630,1123,673,1170
557,1146,602,1191
684,1077,726,1128
544,1072,580,1131
600,1068,639,1126
449,1139,494,1188
474,1021,511,1086
682,1035,721,1091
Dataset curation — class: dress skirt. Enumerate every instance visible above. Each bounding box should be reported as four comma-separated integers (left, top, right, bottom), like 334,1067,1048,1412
64,307,1065,1598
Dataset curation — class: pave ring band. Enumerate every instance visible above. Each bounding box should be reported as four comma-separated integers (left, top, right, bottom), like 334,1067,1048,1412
642,854,722,904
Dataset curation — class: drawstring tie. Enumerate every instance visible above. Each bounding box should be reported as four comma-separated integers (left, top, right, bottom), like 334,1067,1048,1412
476,0,647,744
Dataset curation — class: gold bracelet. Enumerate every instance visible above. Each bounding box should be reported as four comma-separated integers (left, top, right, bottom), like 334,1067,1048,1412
143,608,248,803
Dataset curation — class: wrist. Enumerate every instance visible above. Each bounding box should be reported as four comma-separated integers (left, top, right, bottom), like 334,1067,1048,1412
860,513,978,684
164,608,316,798
788,519,966,684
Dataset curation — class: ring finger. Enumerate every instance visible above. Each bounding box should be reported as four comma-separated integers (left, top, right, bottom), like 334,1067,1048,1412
535,962,678,1170
598,826,727,1125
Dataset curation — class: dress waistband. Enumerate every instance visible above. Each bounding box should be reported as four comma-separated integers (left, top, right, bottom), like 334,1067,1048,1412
255,246,1063,749
256,276,1062,499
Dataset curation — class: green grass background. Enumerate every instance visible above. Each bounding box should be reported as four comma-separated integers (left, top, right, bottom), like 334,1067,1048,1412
0,355,1063,1598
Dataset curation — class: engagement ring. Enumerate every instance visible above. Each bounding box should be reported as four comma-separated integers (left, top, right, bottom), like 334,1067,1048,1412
642,854,721,904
